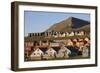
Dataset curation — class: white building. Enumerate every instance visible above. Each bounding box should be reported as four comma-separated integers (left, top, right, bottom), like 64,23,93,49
61,33,66,37
65,32,69,36
52,32,58,38
79,31,84,35
45,47,57,57
30,48,44,60
82,46,89,57
24,33,29,37
57,44,71,58
76,31,85,36
68,32,75,36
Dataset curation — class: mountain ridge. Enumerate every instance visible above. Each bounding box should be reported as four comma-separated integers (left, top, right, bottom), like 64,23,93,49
46,17,90,32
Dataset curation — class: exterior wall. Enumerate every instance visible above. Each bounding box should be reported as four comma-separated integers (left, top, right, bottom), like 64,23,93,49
50,43,60,47
57,46,71,58
82,46,89,57
45,48,57,57
30,48,44,60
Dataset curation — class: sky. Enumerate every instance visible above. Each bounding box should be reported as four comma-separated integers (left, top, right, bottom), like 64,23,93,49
24,11,90,33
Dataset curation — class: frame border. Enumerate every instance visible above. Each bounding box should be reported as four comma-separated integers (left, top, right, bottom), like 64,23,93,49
11,1,98,71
